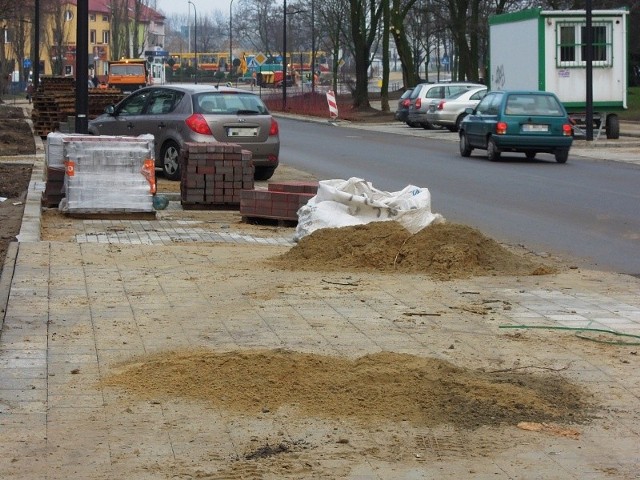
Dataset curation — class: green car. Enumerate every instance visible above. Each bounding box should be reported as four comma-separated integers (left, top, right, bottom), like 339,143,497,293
459,90,573,163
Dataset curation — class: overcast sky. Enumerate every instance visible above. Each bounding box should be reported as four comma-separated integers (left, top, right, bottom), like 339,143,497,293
154,0,233,18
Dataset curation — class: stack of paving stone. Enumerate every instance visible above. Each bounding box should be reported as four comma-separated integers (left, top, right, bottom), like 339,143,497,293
180,142,254,208
240,181,318,223
59,134,156,215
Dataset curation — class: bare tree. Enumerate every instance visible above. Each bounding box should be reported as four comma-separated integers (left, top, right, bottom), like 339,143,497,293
234,0,281,57
349,0,384,108
131,0,151,58
390,0,421,88
316,0,349,93
0,0,19,92
41,0,71,76
9,3,31,83
162,13,189,54
109,0,129,60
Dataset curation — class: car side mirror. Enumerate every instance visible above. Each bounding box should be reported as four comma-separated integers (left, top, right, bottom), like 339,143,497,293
105,105,116,115
465,107,474,114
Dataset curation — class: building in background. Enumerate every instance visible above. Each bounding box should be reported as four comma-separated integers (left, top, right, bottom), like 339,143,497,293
1,0,165,84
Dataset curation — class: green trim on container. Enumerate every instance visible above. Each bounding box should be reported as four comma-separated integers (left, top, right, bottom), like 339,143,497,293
538,16,545,90
562,101,626,111
489,8,541,26
540,7,629,19
624,9,629,108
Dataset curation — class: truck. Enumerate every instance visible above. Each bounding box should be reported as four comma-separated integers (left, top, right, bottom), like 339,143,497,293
107,58,150,94
489,8,628,139
256,70,295,88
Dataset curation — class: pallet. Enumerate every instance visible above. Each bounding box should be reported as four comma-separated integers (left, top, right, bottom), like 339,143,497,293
241,216,298,227
64,211,157,220
180,202,240,211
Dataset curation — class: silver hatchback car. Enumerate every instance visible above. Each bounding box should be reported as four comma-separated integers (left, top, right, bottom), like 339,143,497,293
425,86,487,132
88,84,280,180
407,82,485,129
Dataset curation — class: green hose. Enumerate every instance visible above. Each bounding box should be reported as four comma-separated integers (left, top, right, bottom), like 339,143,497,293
499,324,640,346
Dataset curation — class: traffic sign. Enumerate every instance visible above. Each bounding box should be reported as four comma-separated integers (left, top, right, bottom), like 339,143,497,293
254,52,267,66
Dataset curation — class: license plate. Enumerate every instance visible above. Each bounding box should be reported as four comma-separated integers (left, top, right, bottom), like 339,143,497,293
227,127,258,137
522,124,548,132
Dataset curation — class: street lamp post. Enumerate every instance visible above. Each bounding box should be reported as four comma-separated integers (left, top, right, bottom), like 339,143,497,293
229,0,235,76
34,0,40,86
311,0,315,94
282,0,287,110
282,4,304,109
188,0,197,83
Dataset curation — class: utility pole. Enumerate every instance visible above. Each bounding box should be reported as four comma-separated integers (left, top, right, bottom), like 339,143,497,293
75,0,89,134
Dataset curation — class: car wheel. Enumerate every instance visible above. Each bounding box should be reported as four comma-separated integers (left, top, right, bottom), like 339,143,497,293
487,137,501,162
161,140,181,181
555,149,569,164
525,151,536,160
606,114,620,140
454,113,467,132
459,132,472,157
422,122,433,130
406,121,419,128
254,166,276,181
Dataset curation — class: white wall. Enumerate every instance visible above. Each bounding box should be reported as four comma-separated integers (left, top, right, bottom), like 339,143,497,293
542,14,626,105
490,19,539,91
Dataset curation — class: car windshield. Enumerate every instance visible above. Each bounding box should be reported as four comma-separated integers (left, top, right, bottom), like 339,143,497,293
110,65,145,76
194,92,269,115
400,89,413,100
505,94,564,116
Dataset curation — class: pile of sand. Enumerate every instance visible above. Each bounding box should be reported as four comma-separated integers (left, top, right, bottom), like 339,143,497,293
271,221,555,279
100,349,589,430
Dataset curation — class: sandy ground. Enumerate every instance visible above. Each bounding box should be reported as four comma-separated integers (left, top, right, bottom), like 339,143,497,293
2,100,640,479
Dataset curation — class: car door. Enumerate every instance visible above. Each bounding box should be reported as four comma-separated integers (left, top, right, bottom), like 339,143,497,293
93,89,152,137
465,92,503,147
136,89,183,155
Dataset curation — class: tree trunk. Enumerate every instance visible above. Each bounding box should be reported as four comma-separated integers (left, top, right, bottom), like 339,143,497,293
349,0,383,109
380,0,390,112
390,0,420,88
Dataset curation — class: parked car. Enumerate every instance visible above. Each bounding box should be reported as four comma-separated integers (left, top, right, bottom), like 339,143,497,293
407,82,484,129
425,86,487,132
458,90,573,163
88,84,280,181
394,88,413,123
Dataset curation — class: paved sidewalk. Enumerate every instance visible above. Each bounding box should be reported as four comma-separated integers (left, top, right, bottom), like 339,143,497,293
1,117,639,479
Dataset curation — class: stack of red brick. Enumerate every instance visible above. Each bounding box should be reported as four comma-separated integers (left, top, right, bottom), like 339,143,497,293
180,142,254,207
240,181,318,222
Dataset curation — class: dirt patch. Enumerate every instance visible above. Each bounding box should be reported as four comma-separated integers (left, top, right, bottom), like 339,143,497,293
0,164,31,277
270,221,556,279
0,104,37,277
101,349,591,431
0,106,36,156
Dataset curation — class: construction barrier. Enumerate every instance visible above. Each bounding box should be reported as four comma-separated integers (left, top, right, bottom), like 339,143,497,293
326,90,338,119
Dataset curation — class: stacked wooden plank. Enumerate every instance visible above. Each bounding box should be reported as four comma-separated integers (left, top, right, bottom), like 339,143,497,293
31,76,124,137
180,142,255,208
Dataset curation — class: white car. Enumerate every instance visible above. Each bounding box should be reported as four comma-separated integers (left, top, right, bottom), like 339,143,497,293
425,86,487,132
407,82,484,129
